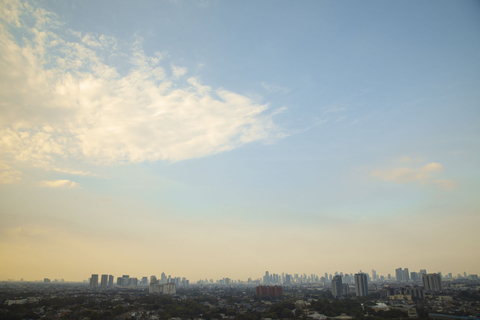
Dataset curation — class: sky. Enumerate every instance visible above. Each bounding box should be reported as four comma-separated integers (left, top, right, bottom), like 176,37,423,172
0,0,479,282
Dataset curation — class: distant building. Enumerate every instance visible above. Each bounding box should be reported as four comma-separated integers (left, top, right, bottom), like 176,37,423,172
108,275,114,287
149,280,176,295
403,285,425,299
122,275,130,286
410,272,419,282
354,273,368,297
423,273,442,292
89,274,98,289
331,276,343,298
403,268,410,282
342,283,350,296
285,274,292,285
395,268,403,282
100,274,108,289
255,285,283,297
44,278,51,283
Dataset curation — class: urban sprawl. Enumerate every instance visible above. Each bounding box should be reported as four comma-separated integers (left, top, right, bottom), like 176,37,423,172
1,269,479,320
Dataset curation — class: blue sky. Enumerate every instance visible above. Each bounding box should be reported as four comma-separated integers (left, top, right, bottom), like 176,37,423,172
0,0,479,281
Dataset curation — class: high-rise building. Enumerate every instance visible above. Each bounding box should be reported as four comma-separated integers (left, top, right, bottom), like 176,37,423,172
372,270,377,281
354,273,369,297
100,274,108,289
403,268,410,282
395,268,403,282
285,274,292,285
332,275,343,298
263,271,271,284
423,273,442,292
108,275,114,287
411,272,419,282
122,275,130,286
89,274,98,289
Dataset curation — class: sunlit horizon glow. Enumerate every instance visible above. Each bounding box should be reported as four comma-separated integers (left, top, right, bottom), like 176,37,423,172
1,0,479,282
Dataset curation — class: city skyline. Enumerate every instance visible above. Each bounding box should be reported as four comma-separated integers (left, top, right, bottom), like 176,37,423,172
6,268,478,284
1,0,479,281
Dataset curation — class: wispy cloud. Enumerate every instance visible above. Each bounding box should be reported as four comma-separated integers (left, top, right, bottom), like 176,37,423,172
261,82,290,94
171,64,187,78
39,180,78,188
0,162,22,184
371,162,456,191
0,1,282,171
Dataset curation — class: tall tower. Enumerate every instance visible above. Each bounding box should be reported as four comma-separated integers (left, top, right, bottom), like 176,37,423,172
331,275,343,298
122,275,130,286
89,274,98,289
395,268,403,281
403,268,410,281
100,274,108,289
354,273,368,297
422,273,442,292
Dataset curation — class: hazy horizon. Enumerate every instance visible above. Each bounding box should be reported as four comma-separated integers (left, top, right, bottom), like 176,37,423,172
1,0,479,282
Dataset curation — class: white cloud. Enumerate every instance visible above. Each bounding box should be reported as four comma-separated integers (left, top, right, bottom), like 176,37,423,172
171,64,187,78
0,162,22,184
0,1,282,170
371,162,456,190
39,180,78,188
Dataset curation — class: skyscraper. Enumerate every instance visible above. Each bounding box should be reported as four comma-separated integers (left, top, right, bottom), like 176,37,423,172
108,275,114,287
354,273,368,297
122,275,130,286
331,275,343,298
403,268,410,282
100,274,108,289
372,269,377,281
423,273,442,292
89,274,98,289
395,268,403,282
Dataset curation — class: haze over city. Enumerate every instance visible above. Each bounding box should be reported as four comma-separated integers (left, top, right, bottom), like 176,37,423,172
1,0,479,283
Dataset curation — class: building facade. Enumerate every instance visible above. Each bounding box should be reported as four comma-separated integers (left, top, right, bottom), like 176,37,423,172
332,275,343,298
423,273,442,292
354,273,369,297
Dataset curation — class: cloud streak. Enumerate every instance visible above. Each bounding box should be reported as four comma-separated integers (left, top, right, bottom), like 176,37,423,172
371,162,457,190
39,180,78,188
0,1,282,171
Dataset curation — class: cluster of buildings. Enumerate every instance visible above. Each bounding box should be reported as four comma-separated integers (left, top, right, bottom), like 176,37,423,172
329,272,444,299
254,285,283,297
87,272,187,293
